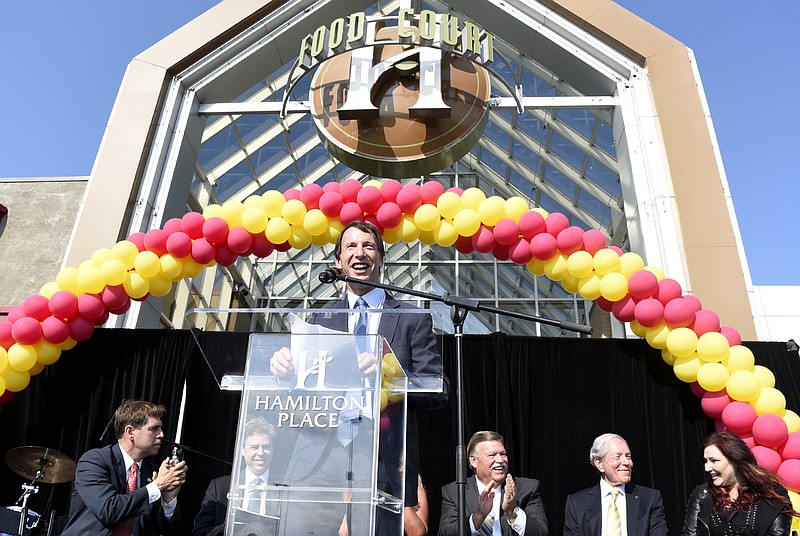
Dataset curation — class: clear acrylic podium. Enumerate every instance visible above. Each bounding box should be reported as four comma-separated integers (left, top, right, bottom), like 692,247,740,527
199,309,445,536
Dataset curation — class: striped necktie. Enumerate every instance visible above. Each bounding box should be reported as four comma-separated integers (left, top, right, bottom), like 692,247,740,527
113,463,138,536
607,488,622,536
247,477,264,514
354,297,368,353
480,511,494,536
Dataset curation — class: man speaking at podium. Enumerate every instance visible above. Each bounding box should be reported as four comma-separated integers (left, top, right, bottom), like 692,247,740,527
270,220,449,531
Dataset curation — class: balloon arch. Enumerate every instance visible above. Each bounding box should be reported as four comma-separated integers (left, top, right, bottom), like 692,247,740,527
2,178,800,507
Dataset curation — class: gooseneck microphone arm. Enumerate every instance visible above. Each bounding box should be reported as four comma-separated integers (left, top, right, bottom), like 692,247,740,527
160,438,233,467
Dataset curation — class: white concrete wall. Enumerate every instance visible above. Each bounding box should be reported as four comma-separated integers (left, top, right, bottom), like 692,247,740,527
752,286,800,344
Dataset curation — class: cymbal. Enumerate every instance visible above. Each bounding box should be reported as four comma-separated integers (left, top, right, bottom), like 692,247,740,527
5,446,76,484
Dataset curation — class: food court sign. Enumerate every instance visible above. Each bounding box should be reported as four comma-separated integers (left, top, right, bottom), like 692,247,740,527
283,9,497,178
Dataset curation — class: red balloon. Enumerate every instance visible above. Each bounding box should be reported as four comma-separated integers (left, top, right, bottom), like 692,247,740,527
518,211,546,239
396,185,423,214
356,186,384,214
595,296,613,313
299,183,324,209
227,227,253,254
692,310,721,336
78,293,106,320
339,179,363,203
721,401,757,434
493,243,511,262
509,238,533,265
608,246,624,255
339,202,365,225
419,181,445,205
143,229,169,256
628,270,659,300
720,326,742,347
663,297,696,329
380,180,403,203
611,295,638,323
322,181,340,193
739,431,756,448
0,390,15,405
181,212,206,240
363,215,384,236
0,321,15,349
49,290,79,319
654,278,682,305
446,187,464,195
215,245,238,267
166,232,193,258
127,232,146,251
633,298,665,328
690,382,706,398
23,295,51,322
779,432,800,460
454,235,475,255
203,217,229,245
93,310,110,327
493,219,520,246
163,217,183,235
777,459,800,492
274,241,292,252
102,285,130,311
6,307,24,324
544,212,569,236
283,189,301,201
751,445,782,472
555,226,584,255
582,229,607,255
250,235,275,258
11,316,42,345
191,238,217,265
530,233,557,261
109,299,132,316
701,390,731,419
683,294,702,312
752,413,789,448
376,203,402,230
319,192,344,218
68,316,94,342
471,226,496,254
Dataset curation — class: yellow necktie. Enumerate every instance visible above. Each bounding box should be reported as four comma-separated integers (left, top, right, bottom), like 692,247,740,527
607,489,622,536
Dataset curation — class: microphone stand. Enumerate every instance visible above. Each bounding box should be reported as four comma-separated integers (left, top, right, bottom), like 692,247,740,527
160,438,233,467
319,268,591,536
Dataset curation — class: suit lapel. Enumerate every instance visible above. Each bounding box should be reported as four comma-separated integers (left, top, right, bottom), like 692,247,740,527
110,444,127,492
586,485,602,536
378,293,400,344
625,485,639,536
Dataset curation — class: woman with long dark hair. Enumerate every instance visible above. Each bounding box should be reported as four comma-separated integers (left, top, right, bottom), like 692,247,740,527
682,430,796,536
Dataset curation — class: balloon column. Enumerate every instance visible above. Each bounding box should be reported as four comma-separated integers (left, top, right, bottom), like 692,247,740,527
0,179,798,509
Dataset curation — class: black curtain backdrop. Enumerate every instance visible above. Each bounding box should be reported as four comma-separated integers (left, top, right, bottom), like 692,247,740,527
1,329,798,536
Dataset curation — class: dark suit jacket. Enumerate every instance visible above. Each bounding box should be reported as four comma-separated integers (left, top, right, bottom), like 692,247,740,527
563,483,667,536
438,476,549,536
192,474,230,536
313,292,449,506
61,443,181,536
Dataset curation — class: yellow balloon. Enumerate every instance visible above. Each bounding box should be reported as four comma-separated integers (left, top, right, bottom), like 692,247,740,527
7,344,37,372
221,200,246,228
311,232,330,247
666,327,699,358
35,342,62,366
753,365,776,388
0,375,5,396
282,199,307,226
725,370,761,402
382,223,401,244
566,251,594,279
460,187,486,211
696,362,729,392
1,367,30,392
159,254,183,281
91,247,114,268
784,410,800,434
619,252,645,278
56,266,81,294
380,388,389,412
754,387,786,416
28,362,45,376
203,204,224,219
594,249,621,276
526,258,547,276
262,190,286,218
630,319,648,338
696,332,730,363
0,347,7,374
437,192,464,220
100,259,128,287
266,217,292,244
39,281,61,299
543,254,569,281
181,259,204,279
148,276,173,297
243,194,269,211
134,251,161,279
59,338,78,351
661,349,678,366
124,272,150,300
325,220,344,244
645,324,671,349
414,204,441,232
288,227,312,249
418,228,436,246
111,240,140,269
242,207,269,234
532,207,549,218
77,265,105,295
599,272,628,302
453,209,481,236
673,354,702,383
577,273,602,300
364,179,383,189
433,220,458,247
504,197,529,222
561,275,580,294
477,196,506,227
724,345,755,373
303,209,329,236
643,265,666,281
398,216,421,243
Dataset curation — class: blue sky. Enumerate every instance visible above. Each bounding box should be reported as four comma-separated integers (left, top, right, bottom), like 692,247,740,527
1,1,797,285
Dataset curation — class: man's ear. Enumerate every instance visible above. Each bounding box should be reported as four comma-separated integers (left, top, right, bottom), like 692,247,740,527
468,455,477,471
593,458,604,473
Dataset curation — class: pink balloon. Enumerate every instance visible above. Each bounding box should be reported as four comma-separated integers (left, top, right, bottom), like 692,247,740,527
227,227,253,254
751,445,782,472
322,181,340,193
739,431,756,448
282,189,300,201
127,232,146,251
68,316,94,342
663,297,697,329
493,243,511,262
6,307,24,324
166,232,193,258
509,238,533,265
608,246,624,255
454,235,475,255
396,185,423,214
339,179,363,203
612,295,638,322
721,401,757,434
752,413,789,448
556,226,584,255
779,432,800,460
701,390,731,419
544,212,569,236
11,316,42,345
692,310,721,336
518,211,546,239
78,293,106,321
778,459,800,492
530,233,557,261
472,226,497,254
181,212,206,240
380,180,403,203
319,191,344,218
683,295,703,313
376,203,402,230
339,202,365,225
163,217,183,235
690,382,706,398
102,285,129,311
446,187,464,195
582,229,607,255
364,215,384,236
633,298,664,328
192,238,217,265
251,235,275,258
720,326,742,347
494,219,520,246
419,181,445,205
143,229,169,256
655,278,683,306
715,419,726,432
41,316,70,344
49,290,79,319
214,245,238,267
357,186,384,214
299,183,324,209
628,270,659,300
202,217,229,245
23,295,52,322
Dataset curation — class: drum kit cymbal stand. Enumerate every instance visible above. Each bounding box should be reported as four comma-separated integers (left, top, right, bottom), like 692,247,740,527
2,447,75,536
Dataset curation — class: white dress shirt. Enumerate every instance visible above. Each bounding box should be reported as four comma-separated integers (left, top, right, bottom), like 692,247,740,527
469,476,527,535
599,479,628,536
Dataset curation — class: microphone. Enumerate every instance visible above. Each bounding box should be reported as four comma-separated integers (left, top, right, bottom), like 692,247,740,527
319,267,343,284
98,414,115,444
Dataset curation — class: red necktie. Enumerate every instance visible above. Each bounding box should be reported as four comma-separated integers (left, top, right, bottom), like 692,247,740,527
113,463,138,536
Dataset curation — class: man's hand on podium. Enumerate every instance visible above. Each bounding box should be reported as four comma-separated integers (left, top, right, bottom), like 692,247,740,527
356,351,377,377
270,347,295,379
